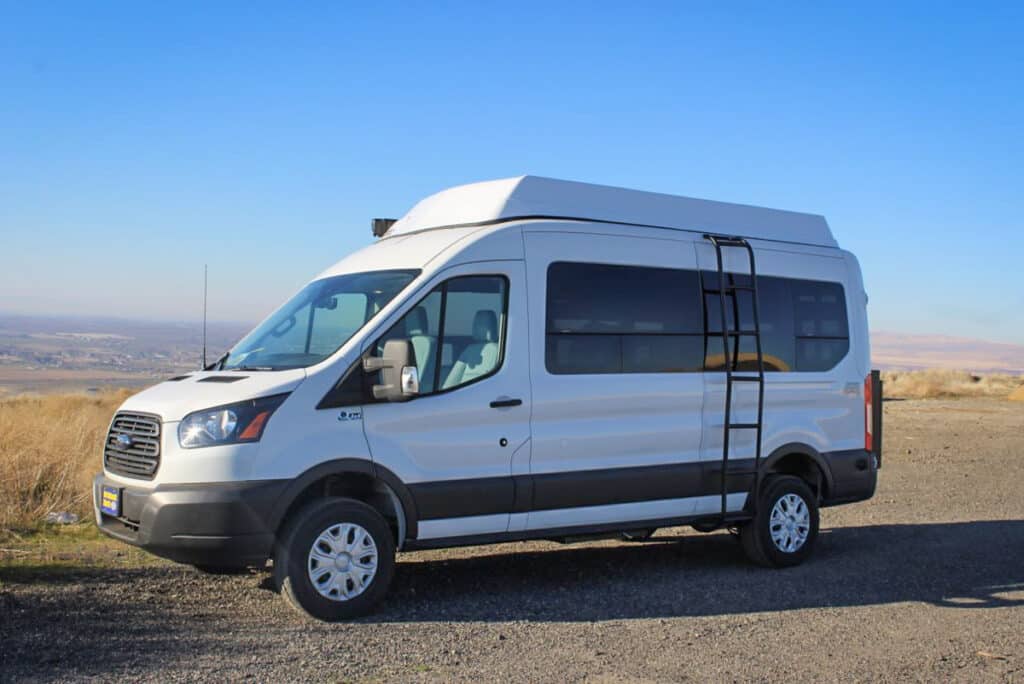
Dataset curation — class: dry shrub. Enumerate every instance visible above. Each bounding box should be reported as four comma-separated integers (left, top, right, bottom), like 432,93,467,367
0,390,132,532
881,369,1023,400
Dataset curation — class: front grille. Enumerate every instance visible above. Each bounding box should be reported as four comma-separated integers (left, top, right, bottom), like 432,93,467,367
104,412,161,479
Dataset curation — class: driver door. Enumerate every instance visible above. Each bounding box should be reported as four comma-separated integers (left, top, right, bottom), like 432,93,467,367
361,261,531,542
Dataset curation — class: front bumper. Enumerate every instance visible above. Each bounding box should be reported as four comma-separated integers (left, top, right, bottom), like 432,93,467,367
93,474,287,567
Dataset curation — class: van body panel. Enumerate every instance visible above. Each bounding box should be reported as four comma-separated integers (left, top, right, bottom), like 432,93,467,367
524,228,705,523
387,176,837,248
117,368,306,423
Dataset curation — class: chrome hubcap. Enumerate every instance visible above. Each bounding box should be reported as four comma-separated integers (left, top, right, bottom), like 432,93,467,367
307,522,378,601
769,493,810,553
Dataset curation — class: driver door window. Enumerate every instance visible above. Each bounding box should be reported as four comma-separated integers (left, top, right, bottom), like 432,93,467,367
320,274,508,408
378,275,508,395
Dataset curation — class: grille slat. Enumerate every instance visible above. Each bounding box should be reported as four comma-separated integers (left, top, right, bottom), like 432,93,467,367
104,412,161,480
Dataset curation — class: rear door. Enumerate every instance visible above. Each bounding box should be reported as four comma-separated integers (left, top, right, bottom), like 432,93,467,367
522,230,705,532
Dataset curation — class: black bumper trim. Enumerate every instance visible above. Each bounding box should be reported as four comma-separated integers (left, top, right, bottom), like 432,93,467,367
820,448,877,506
94,475,288,567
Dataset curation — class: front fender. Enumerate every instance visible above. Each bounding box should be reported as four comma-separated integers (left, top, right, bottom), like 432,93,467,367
266,458,419,541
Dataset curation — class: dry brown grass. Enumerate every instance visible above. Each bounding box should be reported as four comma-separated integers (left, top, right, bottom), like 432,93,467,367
881,369,1024,400
0,390,132,532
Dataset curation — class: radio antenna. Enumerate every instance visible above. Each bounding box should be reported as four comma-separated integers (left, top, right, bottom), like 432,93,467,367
202,264,208,369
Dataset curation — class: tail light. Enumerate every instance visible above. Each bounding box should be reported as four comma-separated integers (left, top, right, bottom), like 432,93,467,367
864,373,874,452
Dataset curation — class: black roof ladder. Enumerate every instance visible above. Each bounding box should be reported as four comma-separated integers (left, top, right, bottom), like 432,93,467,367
703,234,766,525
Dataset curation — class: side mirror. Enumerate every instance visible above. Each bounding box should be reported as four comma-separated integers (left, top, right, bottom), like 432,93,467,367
363,339,419,402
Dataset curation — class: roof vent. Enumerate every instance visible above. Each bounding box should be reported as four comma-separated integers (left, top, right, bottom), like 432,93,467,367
371,218,397,238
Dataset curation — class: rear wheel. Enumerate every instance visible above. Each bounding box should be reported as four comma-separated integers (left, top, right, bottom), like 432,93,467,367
740,475,819,567
274,497,395,621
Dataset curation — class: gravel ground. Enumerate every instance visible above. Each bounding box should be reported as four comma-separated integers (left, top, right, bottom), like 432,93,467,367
2,398,1023,682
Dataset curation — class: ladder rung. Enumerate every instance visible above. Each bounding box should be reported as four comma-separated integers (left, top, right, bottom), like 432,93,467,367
727,423,760,429
707,237,748,247
730,375,763,382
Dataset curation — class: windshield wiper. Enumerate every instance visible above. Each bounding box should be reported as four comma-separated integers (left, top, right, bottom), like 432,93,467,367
230,365,276,371
205,351,229,371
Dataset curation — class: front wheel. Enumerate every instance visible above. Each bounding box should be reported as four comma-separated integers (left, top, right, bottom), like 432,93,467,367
274,497,396,621
739,475,819,567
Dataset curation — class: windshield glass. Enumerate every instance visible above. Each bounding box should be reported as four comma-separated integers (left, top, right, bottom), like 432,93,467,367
221,269,419,371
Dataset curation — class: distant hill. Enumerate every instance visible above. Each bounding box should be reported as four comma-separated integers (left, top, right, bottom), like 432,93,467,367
872,331,1024,374
0,313,253,395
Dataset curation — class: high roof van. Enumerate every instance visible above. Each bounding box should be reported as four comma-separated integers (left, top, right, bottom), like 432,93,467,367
94,176,882,621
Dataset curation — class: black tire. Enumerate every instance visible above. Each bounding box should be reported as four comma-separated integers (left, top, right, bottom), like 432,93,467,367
739,475,819,567
191,564,250,576
274,497,395,621
620,528,658,542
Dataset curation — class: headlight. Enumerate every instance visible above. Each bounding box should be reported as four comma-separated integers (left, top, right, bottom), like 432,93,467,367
178,394,289,449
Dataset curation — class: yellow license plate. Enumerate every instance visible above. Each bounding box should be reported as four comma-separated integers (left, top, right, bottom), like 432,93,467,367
100,485,120,516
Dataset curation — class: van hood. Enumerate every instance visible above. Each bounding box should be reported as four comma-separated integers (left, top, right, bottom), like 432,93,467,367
117,369,307,423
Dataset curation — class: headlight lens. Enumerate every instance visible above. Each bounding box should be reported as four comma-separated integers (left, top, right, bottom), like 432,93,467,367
178,394,289,449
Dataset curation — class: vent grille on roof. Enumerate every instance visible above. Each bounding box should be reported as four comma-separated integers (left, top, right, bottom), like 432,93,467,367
104,412,161,480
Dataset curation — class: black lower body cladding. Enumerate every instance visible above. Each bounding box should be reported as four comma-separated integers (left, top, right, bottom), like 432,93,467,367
407,449,877,521
93,474,287,566
820,449,878,506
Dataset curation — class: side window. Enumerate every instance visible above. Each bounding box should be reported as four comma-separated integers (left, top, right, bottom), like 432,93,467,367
701,271,848,373
792,279,849,371
378,275,508,395
546,262,704,374
320,275,508,407
702,273,794,372
377,290,442,393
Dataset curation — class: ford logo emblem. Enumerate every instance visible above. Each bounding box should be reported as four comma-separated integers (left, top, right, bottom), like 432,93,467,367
115,434,134,449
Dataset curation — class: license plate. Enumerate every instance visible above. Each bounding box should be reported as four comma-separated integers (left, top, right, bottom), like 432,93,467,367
100,485,120,516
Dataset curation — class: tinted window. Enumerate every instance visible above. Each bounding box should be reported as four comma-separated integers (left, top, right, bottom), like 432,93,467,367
701,271,847,372
792,279,848,371
546,262,703,374
548,262,702,334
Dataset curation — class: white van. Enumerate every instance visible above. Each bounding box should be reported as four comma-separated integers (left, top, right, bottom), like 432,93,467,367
94,176,882,620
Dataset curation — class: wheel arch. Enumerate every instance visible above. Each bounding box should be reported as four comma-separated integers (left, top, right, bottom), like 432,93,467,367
268,459,419,546
759,443,834,501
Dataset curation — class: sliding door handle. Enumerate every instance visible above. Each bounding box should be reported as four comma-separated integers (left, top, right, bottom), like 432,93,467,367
489,397,523,408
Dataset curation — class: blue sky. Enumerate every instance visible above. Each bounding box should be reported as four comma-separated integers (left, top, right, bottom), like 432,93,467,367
2,3,1022,343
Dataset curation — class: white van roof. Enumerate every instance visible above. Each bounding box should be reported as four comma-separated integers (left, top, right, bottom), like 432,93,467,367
386,176,838,249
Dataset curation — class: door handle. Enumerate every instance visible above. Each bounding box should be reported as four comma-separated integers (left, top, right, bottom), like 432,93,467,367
489,397,523,408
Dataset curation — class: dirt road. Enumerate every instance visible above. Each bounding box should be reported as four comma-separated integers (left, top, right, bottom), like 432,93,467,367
2,399,1023,682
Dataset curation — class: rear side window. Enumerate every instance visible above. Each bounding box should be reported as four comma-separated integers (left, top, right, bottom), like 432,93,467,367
702,271,848,372
792,279,849,371
546,262,704,374
546,260,850,376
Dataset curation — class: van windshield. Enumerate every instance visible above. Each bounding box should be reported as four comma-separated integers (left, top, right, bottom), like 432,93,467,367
221,269,420,371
